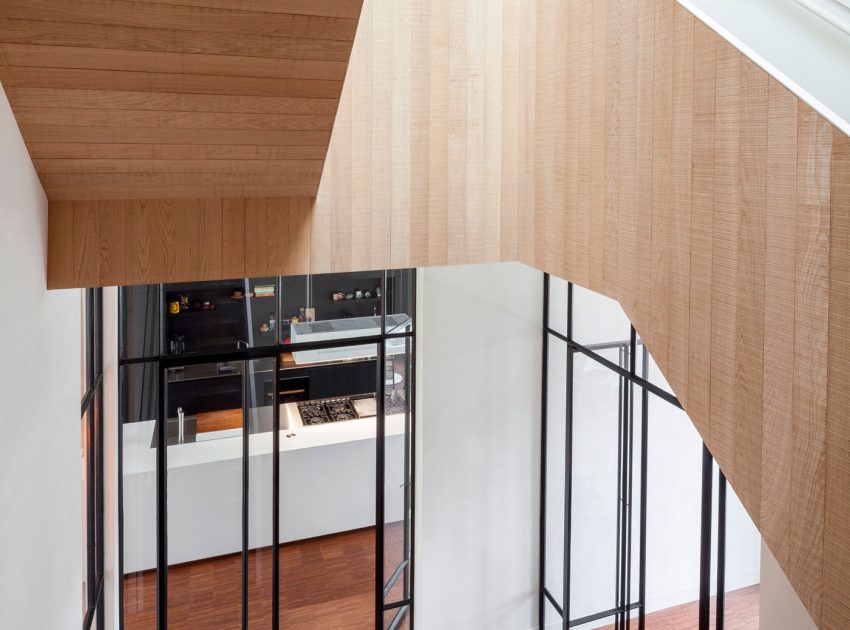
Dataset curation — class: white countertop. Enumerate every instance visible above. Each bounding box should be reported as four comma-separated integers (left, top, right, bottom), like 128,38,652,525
123,408,408,476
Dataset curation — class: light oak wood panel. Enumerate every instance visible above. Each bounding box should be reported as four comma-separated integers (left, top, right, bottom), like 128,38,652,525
0,0,361,200
28,143,328,161
42,174,318,200
42,2,850,625
0,17,355,61
0,0,358,41
4,88,341,115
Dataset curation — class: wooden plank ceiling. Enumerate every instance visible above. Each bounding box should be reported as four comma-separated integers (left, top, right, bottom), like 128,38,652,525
0,0,363,200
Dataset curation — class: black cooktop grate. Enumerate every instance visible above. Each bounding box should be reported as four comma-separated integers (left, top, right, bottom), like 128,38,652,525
297,398,360,425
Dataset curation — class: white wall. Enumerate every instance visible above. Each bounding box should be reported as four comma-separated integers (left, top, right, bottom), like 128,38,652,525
416,262,542,630
759,542,817,630
678,0,850,137
0,85,83,629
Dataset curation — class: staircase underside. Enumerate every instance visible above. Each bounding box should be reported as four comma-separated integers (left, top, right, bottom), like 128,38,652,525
29,1,850,627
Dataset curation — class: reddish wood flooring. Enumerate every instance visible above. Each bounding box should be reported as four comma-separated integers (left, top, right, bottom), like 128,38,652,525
595,585,760,629
124,525,407,630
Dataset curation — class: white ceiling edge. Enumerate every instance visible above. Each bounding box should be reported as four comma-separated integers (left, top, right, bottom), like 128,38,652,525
678,0,850,139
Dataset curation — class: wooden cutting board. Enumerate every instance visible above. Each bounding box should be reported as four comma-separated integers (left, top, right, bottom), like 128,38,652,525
195,409,243,433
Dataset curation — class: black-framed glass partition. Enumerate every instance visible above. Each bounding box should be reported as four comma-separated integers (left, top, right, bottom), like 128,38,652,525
540,274,761,630
82,288,105,630
119,269,415,630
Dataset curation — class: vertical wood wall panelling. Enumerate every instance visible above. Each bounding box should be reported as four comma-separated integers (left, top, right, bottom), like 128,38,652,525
408,0,431,268
562,0,580,286
499,0,519,265
370,0,392,271
350,0,374,272
611,0,638,327
685,19,716,443
446,0,468,266
426,0,449,267
647,0,673,377
47,201,74,288
823,128,850,630
221,199,246,279
789,104,832,625
534,0,555,274
567,0,597,286
759,79,798,569
708,39,740,482
588,0,608,293
665,5,693,406
389,0,411,270
629,0,654,331
732,56,767,522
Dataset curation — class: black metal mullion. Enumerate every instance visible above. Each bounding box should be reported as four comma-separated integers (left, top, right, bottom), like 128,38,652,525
717,471,727,630
156,362,168,630
615,345,624,630
540,274,550,626
95,288,105,630
375,271,387,630
625,329,637,630
241,361,249,630
408,271,418,629
637,345,649,630
562,281,574,628
698,445,713,630
273,351,281,630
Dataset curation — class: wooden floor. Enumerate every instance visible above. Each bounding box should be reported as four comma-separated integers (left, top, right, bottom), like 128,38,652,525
595,585,760,630
124,525,407,630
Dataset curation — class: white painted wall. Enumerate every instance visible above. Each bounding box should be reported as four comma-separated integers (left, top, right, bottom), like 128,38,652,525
678,0,850,137
0,85,83,629
415,262,542,630
759,542,817,630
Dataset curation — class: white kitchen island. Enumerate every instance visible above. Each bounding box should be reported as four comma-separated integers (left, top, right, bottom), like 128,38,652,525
122,407,408,573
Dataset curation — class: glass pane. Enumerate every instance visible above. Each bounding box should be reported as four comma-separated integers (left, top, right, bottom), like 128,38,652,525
166,361,243,627
281,271,385,345
384,605,411,630
120,362,158,424
385,268,415,333
644,390,702,627
280,343,378,629
244,277,279,348
122,367,158,629
247,358,274,627
570,349,624,621
120,285,160,360
384,338,413,604
163,278,274,356
571,282,631,349
547,273,569,337
543,595,564,629
639,338,675,398
544,337,567,602
722,481,761,628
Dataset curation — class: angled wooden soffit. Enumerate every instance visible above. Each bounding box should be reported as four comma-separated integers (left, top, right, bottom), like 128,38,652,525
35,2,850,627
0,0,363,201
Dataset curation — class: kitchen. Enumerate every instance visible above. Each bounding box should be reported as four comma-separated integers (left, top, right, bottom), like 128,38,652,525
119,269,414,628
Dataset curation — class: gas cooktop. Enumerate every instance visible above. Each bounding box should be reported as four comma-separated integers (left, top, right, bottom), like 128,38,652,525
297,397,360,425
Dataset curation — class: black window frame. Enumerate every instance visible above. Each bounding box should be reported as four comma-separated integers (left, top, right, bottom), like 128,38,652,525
540,273,733,630
82,287,105,630
117,269,416,630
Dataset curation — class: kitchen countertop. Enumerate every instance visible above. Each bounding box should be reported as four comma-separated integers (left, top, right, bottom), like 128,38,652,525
123,402,408,476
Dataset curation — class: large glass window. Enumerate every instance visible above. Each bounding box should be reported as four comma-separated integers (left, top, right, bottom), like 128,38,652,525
118,270,416,629
540,276,761,630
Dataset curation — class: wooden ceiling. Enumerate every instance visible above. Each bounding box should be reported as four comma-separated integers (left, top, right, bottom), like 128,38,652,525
0,0,363,200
